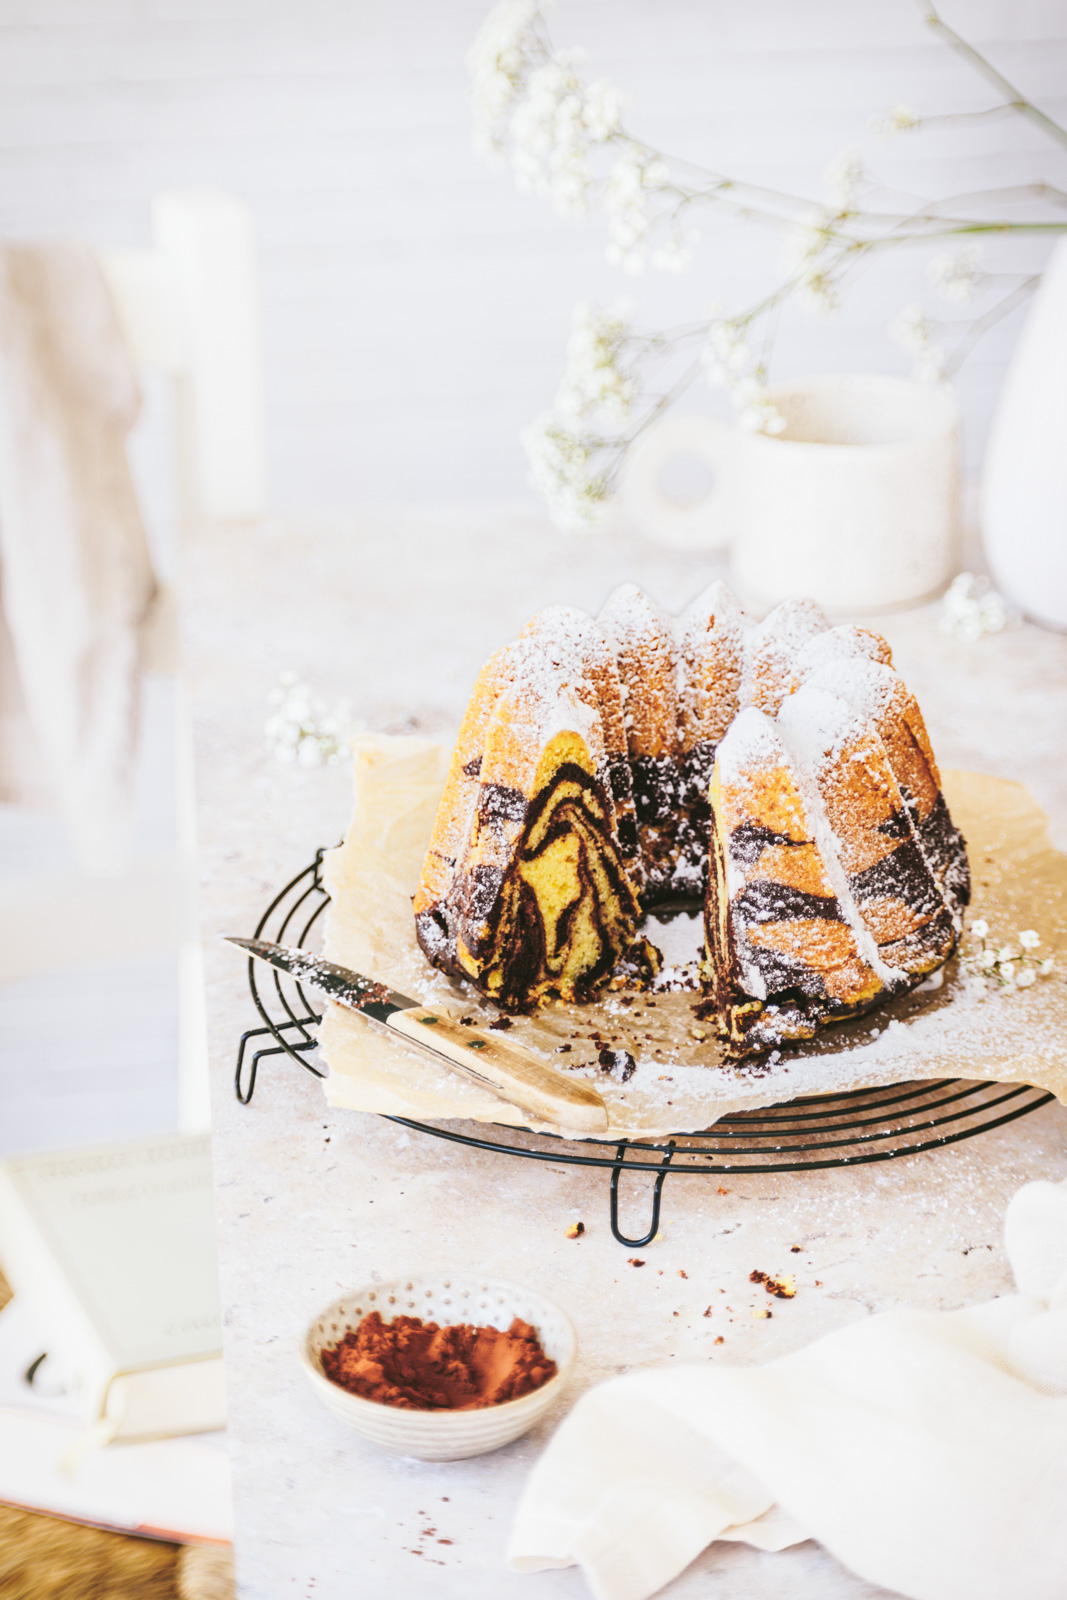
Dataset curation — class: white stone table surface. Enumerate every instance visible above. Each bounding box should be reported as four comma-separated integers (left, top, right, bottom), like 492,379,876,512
185,507,1067,1600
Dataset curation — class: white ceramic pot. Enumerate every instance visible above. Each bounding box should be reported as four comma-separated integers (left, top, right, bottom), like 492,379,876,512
981,237,1067,632
301,1274,576,1461
621,374,962,615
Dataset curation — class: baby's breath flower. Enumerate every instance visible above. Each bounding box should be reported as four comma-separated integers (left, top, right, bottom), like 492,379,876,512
522,412,609,535
872,103,920,135
507,49,625,220
889,304,948,384
939,572,1013,641
786,211,833,271
583,76,625,142
555,300,637,426
929,243,983,303
786,210,843,315
651,229,697,274
265,674,351,768
604,145,667,274
889,304,927,352
914,344,948,383
468,0,542,159
1039,959,1056,977
738,395,788,435
825,148,864,214
799,271,841,316
960,918,1053,997
702,317,786,436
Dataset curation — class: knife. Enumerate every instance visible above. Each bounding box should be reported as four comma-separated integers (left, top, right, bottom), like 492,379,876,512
225,938,609,1134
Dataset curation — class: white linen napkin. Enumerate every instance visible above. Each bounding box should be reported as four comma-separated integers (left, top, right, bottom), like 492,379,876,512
508,1176,1067,1600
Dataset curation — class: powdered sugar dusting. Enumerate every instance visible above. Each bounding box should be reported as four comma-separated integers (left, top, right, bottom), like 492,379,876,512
791,624,892,687
675,580,748,749
521,605,628,758
777,682,869,771
486,671,607,780
714,705,783,777
805,654,901,723
739,597,828,715
598,584,677,758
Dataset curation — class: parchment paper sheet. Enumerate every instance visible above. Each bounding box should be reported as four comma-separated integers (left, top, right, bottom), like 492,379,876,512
317,734,1067,1137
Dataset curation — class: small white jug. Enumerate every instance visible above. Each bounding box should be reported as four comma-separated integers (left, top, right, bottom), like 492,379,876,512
622,373,962,615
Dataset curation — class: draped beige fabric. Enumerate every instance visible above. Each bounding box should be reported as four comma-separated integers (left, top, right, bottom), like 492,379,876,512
0,242,157,871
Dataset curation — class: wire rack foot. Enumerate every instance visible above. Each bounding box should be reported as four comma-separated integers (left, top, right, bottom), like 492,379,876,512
235,1020,324,1105
610,1140,677,1247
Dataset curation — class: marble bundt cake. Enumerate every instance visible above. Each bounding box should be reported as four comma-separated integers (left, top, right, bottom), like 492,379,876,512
413,584,969,1055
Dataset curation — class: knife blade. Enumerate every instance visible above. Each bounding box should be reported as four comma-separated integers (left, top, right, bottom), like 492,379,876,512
225,937,608,1134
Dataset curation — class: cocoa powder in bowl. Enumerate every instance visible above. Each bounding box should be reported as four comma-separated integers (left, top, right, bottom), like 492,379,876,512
321,1311,558,1411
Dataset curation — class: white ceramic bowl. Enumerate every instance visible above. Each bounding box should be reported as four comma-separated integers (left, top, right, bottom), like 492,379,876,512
300,1274,576,1461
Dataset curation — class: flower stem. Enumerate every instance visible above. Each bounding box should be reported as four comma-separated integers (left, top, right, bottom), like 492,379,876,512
943,275,1041,377
920,2,1067,150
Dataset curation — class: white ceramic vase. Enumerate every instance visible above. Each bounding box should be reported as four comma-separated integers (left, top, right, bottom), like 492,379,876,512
981,237,1067,631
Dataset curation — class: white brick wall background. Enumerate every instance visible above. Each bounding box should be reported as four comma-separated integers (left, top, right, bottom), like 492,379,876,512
1,0,1064,509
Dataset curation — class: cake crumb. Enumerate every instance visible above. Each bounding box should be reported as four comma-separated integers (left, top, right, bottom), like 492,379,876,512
565,1221,585,1239
598,1047,637,1082
752,1307,773,1319
628,1257,646,1268
703,1306,713,1317
790,1244,802,1253
750,1270,796,1299
678,1269,688,1279
714,1336,724,1345
717,1186,729,1195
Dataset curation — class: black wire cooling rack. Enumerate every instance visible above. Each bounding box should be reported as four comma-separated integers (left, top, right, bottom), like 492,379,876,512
234,852,1056,1247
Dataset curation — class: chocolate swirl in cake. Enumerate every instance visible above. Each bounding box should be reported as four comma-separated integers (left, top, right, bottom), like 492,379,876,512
414,672,639,1012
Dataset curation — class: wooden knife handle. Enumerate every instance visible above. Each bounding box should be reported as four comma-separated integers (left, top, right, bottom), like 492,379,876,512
386,1008,608,1134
